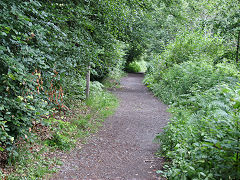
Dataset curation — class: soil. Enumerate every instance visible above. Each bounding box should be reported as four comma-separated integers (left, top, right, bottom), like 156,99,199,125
50,73,169,180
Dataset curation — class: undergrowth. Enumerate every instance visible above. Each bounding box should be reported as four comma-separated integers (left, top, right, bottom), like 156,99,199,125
126,60,147,73
145,31,240,179
0,89,118,179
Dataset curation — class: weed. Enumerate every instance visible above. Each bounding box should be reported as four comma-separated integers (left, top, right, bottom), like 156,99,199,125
1,90,119,179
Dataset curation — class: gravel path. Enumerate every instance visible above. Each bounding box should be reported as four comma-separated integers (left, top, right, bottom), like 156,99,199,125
51,73,169,180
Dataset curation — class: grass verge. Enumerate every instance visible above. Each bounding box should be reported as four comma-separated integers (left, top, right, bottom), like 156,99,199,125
0,91,118,180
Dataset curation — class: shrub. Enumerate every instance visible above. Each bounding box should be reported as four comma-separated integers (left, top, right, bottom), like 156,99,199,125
146,31,227,84
147,60,239,104
126,61,142,73
126,60,147,73
0,0,128,154
144,30,240,179
156,84,240,179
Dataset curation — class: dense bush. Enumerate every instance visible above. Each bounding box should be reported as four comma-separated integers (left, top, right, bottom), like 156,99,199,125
126,61,142,73
147,61,240,178
145,29,240,178
146,31,226,76
0,0,143,155
126,60,147,73
156,83,240,179
145,60,239,104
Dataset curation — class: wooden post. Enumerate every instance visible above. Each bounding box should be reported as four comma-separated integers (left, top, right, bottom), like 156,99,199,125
86,64,90,99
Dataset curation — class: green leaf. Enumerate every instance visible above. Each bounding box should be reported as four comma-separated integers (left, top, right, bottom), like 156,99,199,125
233,101,240,109
0,32,7,36
0,105,4,111
8,73,15,80
0,147,4,152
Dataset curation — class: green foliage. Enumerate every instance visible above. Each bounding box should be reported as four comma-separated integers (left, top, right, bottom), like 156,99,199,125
5,145,57,180
156,84,240,179
144,31,230,101
147,60,239,104
0,0,139,156
146,47,240,179
151,31,225,71
1,0,239,178
90,81,104,95
148,56,240,179
126,60,147,73
63,77,86,106
102,47,127,88
145,0,240,62
1,89,118,178
126,61,142,73
43,118,75,151
43,90,118,151
86,91,118,118
137,60,148,72
145,16,240,178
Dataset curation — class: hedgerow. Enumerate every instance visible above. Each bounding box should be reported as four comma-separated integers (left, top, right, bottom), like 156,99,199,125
0,0,147,158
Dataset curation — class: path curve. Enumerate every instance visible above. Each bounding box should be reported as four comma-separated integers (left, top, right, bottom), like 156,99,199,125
51,73,169,180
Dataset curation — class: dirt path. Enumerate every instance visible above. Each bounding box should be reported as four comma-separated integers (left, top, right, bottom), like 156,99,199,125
51,73,169,180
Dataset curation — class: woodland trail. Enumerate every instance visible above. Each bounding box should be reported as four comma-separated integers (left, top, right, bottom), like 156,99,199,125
51,73,169,180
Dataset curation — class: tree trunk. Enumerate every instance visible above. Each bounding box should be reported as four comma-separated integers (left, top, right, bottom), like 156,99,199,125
236,30,240,64
86,65,90,99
